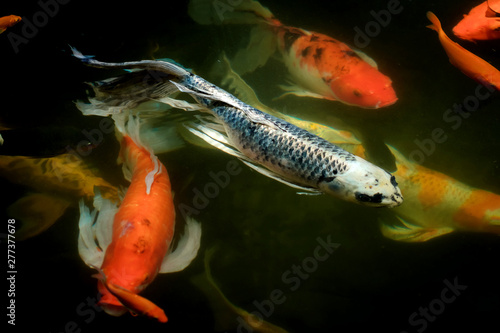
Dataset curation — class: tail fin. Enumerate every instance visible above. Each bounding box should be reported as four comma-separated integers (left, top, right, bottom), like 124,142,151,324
426,11,441,32
188,0,275,25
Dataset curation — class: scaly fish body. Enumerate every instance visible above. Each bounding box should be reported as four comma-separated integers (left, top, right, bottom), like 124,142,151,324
72,48,403,208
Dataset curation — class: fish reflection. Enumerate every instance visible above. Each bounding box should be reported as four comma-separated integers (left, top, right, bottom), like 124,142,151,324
188,0,397,109
78,114,201,322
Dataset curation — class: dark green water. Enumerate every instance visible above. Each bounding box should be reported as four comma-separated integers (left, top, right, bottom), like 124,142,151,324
1,0,500,332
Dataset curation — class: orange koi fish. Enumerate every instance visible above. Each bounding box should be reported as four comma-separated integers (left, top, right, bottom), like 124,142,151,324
379,146,500,242
452,1,500,41
427,11,500,90
188,0,397,109
0,15,21,34
78,114,201,322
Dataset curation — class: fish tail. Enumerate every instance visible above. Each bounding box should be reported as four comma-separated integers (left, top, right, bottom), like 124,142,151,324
426,11,441,32
188,0,277,26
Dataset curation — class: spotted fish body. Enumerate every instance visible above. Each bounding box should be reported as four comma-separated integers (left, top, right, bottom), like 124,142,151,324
275,26,397,108
72,48,403,207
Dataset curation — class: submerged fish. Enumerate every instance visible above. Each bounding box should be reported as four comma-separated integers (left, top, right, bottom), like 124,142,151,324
453,1,500,41
0,153,118,239
190,248,289,333
379,146,500,242
72,48,403,208
427,11,500,90
78,114,202,322
0,15,21,34
188,0,397,109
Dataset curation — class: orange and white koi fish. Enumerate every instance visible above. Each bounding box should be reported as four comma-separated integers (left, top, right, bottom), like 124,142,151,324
453,1,500,41
379,146,500,242
427,11,500,90
0,15,21,34
78,114,201,322
188,0,397,109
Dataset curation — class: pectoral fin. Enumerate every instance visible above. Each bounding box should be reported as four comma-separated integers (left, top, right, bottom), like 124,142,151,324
8,193,70,240
277,84,334,101
160,216,202,273
379,216,454,242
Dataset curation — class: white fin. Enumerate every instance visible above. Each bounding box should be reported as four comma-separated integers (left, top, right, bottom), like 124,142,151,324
352,48,378,69
160,216,202,273
240,159,321,194
0,133,3,145
78,192,119,268
186,121,320,195
278,84,334,100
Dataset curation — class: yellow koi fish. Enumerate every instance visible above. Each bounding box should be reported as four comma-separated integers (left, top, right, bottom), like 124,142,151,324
0,153,118,239
379,146,500,242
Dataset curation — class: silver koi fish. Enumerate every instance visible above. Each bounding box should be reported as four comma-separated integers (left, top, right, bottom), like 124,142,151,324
72,48,403,207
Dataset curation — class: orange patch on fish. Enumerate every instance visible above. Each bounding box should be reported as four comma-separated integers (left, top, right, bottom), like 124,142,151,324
453,190,500,231
411,165,451,209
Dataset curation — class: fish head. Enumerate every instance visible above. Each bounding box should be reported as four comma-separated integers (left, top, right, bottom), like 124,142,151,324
330,70,397,109
319,156,403,208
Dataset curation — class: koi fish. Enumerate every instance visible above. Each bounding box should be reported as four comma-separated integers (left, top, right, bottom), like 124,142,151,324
453,1,500,41
188,0,397,109
427,11,500,90
78,114,202,322
190,248,290,333
0,15,21,34
0,153,118,239
379,146,500,242
212,55,500,241
72,48,403,208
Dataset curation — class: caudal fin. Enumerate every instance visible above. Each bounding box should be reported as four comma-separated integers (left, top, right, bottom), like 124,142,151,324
426,11,442,32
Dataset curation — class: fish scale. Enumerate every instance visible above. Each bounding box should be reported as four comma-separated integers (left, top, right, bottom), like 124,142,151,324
72,47,403,207
210,104,353,189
